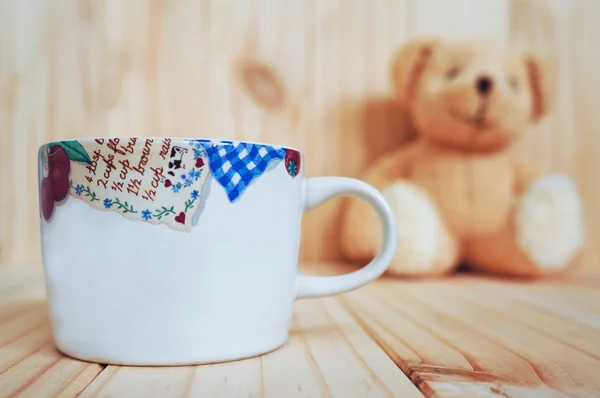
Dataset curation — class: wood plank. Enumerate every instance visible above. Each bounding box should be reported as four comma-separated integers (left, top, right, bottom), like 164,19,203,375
0,344,63,397
77,298,422,398
0,328,50,374
1,266,599,396
433,281,600,359
0,341,104,398
0,305,104,397
5,0,600,277
79,366,194,398
345,294,474,373
17,358,104,398
343,291,539,382
53,363,107,398
452,277,600,331
0,265,600,397
0,305,47,348
458,276,600,312
404,281,600,396
0,0,521,268
511,0,600,268
342,289,555,397
409,0,509,42
75,366,119,398
342,278,600,397
447,269,600,291
188,356,263,397
297,298,422,397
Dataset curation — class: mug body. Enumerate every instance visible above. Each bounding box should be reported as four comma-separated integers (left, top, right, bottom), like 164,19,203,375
38,137,304,365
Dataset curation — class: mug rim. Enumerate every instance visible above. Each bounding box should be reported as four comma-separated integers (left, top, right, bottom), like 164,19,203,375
39,136,302,153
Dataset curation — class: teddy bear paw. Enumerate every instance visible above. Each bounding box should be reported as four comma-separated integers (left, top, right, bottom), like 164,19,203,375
516,174,585,270
382,182,458,276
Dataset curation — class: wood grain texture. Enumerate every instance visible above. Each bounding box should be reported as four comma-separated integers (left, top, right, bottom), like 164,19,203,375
1,0,599,268
76,298,422,398
0,303,104,397
509,0,600,268
0,264,600,396
341,269,600,397
0,268,422,398
0,0,511,267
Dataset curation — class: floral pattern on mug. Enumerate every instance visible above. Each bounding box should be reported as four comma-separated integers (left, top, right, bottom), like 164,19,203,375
38,138,208,231
39,138,302,231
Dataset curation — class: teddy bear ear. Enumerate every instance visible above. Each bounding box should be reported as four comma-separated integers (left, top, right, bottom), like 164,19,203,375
390,37,442,106
523,54,554,121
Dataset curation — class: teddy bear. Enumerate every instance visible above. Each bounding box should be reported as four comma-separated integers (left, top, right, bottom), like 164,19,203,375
340,37,585,277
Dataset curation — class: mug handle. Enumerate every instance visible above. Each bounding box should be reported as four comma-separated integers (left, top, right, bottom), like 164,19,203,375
296,177,398,299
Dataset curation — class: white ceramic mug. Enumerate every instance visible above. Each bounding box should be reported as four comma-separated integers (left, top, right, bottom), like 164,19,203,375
37,137,397,366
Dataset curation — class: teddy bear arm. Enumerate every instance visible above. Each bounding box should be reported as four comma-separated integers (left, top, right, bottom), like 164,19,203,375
362,145,417,188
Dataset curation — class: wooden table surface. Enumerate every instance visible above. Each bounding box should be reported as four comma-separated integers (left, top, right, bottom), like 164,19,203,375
0,263,599,398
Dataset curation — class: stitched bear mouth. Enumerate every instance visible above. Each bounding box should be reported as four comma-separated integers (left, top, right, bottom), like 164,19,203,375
448,101,495,130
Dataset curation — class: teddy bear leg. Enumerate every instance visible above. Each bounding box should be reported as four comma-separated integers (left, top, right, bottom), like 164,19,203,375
464,174,585,277
341,180,460,276
340,180,460,277
382,182,460,276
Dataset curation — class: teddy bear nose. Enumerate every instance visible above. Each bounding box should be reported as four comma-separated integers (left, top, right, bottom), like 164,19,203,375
476,76,493,95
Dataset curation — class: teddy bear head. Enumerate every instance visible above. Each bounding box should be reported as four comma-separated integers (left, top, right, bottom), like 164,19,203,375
391,38,552,152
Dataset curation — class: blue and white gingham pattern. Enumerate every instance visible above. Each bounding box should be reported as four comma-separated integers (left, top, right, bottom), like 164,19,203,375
192,140,286,203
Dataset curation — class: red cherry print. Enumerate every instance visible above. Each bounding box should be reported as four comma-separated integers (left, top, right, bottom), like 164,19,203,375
48,145,71,175
164,179,172,188
40,177,55,220
175,212,186,224
284,149,301,177
49,164,69,202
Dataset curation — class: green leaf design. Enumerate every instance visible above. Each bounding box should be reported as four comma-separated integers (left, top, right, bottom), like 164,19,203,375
154,206,175,220
113,198,137,214
82,186,99,202
50,140,92,164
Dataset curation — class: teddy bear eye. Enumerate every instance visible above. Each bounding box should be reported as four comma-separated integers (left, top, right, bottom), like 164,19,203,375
445,67,461,80
508,77,519,90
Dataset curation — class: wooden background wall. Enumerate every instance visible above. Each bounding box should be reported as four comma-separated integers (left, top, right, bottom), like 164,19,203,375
1,0,598,268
